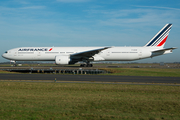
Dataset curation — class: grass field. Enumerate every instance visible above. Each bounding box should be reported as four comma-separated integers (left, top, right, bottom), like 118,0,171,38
102,68,180,77
0,82,180,120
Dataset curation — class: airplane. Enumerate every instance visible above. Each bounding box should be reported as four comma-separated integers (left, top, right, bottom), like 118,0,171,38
2,23,177,67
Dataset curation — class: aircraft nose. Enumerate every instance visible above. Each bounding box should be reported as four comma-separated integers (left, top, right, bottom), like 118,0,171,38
2,53,7,59
2,53,5,58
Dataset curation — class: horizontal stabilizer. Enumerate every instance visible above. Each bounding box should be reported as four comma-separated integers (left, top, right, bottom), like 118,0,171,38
152,47,177,53
151,47,177,57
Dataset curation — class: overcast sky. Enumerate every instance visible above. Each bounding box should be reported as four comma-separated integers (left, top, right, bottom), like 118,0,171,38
0,0,180,63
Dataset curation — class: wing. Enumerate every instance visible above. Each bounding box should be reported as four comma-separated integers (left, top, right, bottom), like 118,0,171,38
69,47,110,63
72,47,110,57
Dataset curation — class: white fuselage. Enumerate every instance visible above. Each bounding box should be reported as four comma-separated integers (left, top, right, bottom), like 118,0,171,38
2,24,176,65
2,46,163,62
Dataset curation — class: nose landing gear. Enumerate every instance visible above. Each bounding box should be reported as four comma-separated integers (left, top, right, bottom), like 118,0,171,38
10,60,17,67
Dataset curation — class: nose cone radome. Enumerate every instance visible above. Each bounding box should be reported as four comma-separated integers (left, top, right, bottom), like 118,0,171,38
2,53,8,59
2,53,5,58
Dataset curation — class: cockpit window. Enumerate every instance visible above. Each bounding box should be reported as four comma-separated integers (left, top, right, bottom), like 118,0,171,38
5,51,8,53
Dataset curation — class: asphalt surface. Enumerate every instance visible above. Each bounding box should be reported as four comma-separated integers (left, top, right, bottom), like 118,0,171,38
0,73,180,84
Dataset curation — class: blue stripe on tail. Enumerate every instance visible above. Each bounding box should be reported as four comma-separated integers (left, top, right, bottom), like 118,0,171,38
145,24,172,47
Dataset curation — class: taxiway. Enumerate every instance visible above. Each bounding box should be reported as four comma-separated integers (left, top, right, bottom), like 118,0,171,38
0,74,180,84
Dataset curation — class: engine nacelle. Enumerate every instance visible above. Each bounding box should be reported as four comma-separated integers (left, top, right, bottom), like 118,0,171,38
55,55,70,65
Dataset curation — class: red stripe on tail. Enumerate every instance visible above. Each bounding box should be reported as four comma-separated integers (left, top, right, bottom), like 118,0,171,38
157,36,168,47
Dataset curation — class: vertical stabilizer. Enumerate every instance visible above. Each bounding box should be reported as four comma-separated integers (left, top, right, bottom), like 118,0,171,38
144,24,172,48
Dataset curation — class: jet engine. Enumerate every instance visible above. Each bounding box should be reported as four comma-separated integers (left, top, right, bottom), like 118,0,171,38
55,55,70,65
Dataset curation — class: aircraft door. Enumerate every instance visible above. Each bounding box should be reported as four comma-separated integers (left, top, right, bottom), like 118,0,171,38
106,50,110,56
138,49,142,58
33,51,41,60
37,51,41,57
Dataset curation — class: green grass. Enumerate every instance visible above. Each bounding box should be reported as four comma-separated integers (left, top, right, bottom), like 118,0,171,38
101,68,180,77
0,70,18,74
0,82,180,119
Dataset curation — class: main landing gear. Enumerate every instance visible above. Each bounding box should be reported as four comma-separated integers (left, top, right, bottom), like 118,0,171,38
80,61,93,67
80,64,93,67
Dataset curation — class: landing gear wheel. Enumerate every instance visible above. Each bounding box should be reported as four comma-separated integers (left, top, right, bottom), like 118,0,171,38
87,64,93,67
10,60,17,67
80,64,93,67
86,64,93,67
80,64,85,67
